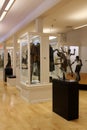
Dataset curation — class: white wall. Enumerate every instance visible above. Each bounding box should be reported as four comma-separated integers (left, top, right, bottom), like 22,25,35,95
66,26,87,73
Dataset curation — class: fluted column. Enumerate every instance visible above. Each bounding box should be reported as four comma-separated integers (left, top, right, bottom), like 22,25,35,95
35,18,43,33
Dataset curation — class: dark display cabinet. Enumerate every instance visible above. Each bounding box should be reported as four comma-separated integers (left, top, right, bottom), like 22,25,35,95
52,79,79,120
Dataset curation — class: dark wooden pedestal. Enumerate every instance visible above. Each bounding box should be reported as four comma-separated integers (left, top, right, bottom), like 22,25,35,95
52,79,79,121
79,84,87,90
4,67,13,82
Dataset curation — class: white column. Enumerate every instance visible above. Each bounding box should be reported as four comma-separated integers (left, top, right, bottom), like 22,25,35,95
35,18,50,83
35,18,43,33
40,35,49,83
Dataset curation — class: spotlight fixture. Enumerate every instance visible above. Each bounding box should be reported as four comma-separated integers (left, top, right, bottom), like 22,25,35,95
0,0,15,21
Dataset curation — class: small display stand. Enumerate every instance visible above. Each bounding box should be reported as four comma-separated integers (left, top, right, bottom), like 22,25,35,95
52,79,79,120
4,67,13,82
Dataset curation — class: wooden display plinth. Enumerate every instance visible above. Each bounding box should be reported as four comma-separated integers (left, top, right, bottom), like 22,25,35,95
52,79,79,120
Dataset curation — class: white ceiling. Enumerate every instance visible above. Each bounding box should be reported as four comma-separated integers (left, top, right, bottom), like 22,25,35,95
42,0,87,33
0,0,87,43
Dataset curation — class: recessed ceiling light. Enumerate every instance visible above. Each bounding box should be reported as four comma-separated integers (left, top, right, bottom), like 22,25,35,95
0,0,5,10
49,36,57,40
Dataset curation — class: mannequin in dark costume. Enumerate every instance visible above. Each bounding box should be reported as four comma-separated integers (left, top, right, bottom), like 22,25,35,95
30,42,40,82
35,42,40,80
71,56,82,81
49,45,55,82
30,43,36,82
49,45,54,72
5,52,13,82
6,52,11,68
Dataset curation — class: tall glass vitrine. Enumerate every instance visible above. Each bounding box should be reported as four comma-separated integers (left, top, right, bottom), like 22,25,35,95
20,32,50,86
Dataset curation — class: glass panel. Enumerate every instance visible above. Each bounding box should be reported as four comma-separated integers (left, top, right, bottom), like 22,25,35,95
49,37,79,81
16,42,20,68
49,36,59,81
0,49,4,69
69,46,79,73
20,34,29,84
30,34,40,84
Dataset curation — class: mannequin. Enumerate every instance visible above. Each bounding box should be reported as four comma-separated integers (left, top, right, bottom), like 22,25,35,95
4,52,13,82
30,42,40,82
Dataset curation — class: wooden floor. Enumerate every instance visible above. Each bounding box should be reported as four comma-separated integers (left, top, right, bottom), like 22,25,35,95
0,80,87,130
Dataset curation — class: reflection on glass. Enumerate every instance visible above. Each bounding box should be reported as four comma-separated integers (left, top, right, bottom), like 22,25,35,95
21,45,28,69
49,36,79,81
20,36,28,84
49,36,59,81
30,35,40,84
0,49,4,69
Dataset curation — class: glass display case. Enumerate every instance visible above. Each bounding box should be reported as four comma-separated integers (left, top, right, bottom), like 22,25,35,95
20,33,41,85
20,32,50,85
19,32,52,103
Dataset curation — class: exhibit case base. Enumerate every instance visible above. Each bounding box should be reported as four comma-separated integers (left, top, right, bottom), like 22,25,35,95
20,83,52,103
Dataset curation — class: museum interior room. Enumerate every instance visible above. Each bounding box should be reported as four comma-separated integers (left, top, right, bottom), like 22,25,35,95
0,0,87,129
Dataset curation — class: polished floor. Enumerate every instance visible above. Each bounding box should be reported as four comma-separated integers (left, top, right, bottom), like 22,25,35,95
0,79,87,130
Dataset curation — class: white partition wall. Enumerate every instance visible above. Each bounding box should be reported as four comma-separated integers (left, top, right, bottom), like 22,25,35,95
40,35,49,83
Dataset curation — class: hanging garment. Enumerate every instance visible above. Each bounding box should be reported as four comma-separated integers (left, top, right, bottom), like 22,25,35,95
49,45,55,71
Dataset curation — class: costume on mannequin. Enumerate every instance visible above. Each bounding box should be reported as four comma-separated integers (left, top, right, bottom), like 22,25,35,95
6,52,11,68
49,45,55,82
49,45,54,72
4,52,13,82
71,56,82,81
22,49,28,69
30,42,40,82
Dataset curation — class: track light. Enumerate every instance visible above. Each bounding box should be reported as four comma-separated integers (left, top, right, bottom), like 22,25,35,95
0,0,15,21
74,24,87,30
